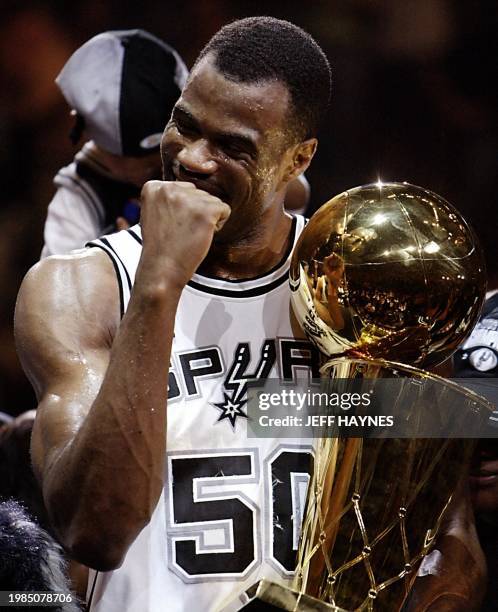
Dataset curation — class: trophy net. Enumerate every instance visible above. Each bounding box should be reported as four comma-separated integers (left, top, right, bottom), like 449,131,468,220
291,358,487,612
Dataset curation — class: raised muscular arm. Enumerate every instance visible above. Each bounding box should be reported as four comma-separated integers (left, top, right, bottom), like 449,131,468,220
15,181,230,571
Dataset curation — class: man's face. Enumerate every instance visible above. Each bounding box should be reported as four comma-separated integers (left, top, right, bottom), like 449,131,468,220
470,439,498,517
161,54,295,242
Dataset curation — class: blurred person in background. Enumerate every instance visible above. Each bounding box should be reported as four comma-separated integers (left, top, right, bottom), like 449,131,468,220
41,29,188,258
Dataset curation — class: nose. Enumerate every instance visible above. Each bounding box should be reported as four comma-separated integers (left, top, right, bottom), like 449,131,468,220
176,139,218,175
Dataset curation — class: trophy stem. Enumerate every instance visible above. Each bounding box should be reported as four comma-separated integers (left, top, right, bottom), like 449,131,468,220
307,438,362,599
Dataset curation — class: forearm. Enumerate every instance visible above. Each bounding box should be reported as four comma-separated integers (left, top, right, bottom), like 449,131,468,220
44,268,183,568
404,536,486,611
404,484,486,612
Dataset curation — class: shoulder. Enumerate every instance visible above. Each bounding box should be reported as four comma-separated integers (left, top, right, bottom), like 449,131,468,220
16,249,120,350
22,247,115,297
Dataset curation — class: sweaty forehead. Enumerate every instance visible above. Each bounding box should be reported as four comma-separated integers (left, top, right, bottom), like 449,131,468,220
179,55,291,140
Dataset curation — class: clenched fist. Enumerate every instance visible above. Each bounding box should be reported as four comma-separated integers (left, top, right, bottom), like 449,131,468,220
139,180,231,288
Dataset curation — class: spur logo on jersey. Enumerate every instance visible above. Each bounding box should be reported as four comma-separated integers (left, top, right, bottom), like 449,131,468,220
213,340,275,427
168,338,320,428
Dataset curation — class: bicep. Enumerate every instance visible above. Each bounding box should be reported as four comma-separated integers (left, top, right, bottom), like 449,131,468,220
30,350,109,484
15,252,118,482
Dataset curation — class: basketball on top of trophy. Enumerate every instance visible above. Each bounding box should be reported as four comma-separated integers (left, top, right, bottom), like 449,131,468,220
290,181,486,368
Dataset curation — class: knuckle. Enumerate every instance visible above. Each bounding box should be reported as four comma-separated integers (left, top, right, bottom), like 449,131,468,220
141,180,164,204
191,207,207,222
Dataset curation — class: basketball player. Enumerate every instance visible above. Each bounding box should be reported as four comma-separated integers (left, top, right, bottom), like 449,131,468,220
16,18,329,611
41,29,310,259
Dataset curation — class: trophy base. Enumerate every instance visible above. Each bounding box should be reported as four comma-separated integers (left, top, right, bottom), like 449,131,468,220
229,579,345,611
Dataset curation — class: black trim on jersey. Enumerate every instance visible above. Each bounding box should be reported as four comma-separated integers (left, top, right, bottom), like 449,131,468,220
116,215,302,298
187,271,289,298
127,228,143,245
85,570,99,612
125,217,298,283
87,242,125,317
100,238,133,291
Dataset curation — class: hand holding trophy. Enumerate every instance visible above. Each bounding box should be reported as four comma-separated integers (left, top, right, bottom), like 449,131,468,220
234,182,494,611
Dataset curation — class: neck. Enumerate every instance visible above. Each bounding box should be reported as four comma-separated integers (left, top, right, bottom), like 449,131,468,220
198,207,294,280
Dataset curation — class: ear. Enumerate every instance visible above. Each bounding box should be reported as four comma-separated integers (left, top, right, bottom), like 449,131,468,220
281,138,318,184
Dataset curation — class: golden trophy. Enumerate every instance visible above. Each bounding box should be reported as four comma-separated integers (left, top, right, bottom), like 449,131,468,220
289,182,493,610
233,182,494,611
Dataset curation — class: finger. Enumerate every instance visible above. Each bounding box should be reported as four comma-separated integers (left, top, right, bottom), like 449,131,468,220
174,181,198,189
214,202,231,232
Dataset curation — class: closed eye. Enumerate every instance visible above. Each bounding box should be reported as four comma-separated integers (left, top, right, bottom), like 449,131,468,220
170,105,257,162
173,117,200,138
217,137,256,162
170,107,201,138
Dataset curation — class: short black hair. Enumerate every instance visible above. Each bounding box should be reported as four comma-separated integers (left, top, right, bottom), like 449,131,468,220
197,17,331,141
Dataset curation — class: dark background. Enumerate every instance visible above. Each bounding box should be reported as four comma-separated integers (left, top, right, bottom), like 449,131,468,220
0,0,497,415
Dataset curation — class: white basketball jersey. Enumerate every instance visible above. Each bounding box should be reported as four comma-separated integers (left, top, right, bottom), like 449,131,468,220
85,216,319,612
